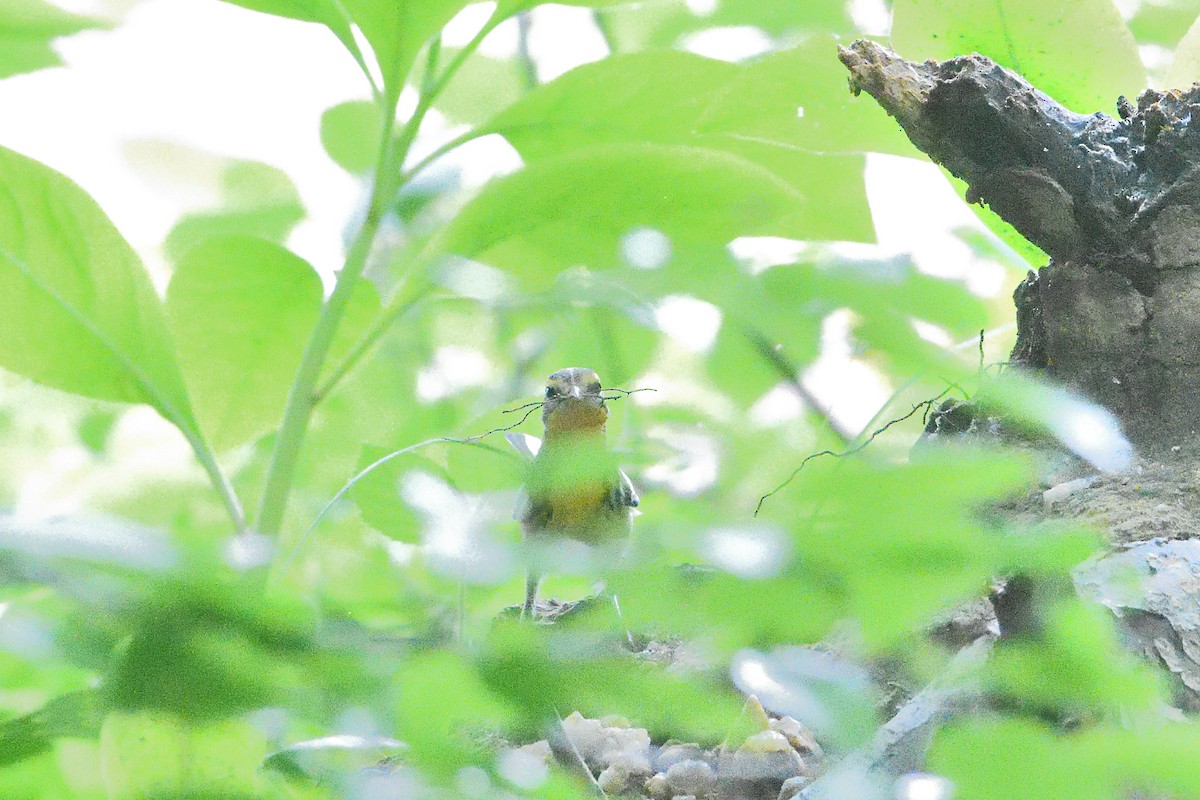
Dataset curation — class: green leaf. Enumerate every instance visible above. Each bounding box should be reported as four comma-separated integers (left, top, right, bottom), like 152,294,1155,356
340,0,470,92
100,711,267,800
483,50,875,246
695,36,916,156
890,0,1146,114
0,690,103,769
1130,0,1200,49
0,145,195,428
164,160,306,264
1165,12,1200,87
432,143,811,285
428,48,524,125
166,236,322,451
0,0,107,80
320,100,382,174
486,50,741,159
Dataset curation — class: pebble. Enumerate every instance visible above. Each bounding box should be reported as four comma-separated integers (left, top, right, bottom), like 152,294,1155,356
655,743,708,773
778,775,814,800
646,772,672,800
665,759,717,797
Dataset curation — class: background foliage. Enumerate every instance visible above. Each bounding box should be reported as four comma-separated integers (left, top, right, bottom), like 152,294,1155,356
1,0,1198,798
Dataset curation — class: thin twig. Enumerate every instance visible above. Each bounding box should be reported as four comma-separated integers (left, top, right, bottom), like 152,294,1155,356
754,388,954,516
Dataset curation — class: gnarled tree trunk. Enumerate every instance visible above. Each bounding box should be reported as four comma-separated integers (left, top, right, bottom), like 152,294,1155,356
839,40,1200,451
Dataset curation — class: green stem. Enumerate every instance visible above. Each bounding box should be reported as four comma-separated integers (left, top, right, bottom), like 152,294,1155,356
255,102,406,538
256,16,503,537
399,128,487,184
182,426,249,535
312,286,433,404
592,9,618,54
515,12,538,89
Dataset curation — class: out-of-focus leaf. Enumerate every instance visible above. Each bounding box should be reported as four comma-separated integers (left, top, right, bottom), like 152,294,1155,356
986,599,1163,711
0,690,103,769
891,0,1146,114
1166,12,1200,86
429,48,523,125
395,650,517,777
100,711,268,800
620,451,1037,649
167,236,322,450
341,0,469,91
930,718,1200,800
164,161,306,263
319,100,382,174
350,444,445,542
432,143,814,285
0,0,107,80
696,36,915,156
479,620,741,743
104,583,379,721
1130,0,1200,48
0,146,195,429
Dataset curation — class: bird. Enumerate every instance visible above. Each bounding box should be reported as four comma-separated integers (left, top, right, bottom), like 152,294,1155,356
514,367,638,618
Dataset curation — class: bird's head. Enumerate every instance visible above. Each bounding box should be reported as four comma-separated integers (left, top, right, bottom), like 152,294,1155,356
542,367,608,436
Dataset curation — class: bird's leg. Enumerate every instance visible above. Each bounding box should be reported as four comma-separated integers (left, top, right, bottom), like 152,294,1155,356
522,571,541,620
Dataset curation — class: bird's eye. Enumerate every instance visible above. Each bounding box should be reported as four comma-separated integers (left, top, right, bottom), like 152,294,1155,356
587,382,602,393
545,386,557,398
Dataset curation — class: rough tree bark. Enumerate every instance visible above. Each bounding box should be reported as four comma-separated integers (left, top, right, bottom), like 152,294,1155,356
839,40,1200,451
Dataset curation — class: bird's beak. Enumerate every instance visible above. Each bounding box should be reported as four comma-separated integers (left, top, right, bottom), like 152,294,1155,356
568,385,583,400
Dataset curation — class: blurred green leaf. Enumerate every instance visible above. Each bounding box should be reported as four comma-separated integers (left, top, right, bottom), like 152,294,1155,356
696,36,916,156
931,718,1200,800
1166,12,1200,86
479,620,741,743
433,142,818,285
0,0,107,80
430,48,524,125
0,145,195,428
167,236,323,450
164,161,306,264
319,100,382,174
891,0,1146,114
100,711,268,800
1130,0,1200,48
0,690,103,769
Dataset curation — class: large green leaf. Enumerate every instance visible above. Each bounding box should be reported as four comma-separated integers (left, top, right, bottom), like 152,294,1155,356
432,142,817,285
1165,12,1200,86
166,236,323,451
164,160,306,264
695,36,915,156
341,0,470,91
320,100,382,174
483,49,874,246
100,711,267,799
0,0,107,80
0,146,195,429
890,0,1146,114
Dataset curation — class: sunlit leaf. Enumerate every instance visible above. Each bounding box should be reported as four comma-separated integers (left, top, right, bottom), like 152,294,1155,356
164,161,306,264
0,146,195,429
0,0,107,80
166,236,322,450
891,0,1146,114
100,711,268,799
320,100,382,174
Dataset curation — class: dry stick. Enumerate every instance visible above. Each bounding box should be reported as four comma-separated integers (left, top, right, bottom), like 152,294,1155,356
743,326,853,444
754,387,955,516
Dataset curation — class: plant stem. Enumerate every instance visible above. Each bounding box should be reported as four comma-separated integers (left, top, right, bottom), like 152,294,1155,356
312,287,432,404
516,12,538,89
181,425,249,534
255,15,502,537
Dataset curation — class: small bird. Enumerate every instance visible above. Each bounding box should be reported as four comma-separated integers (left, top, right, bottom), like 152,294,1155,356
515,367,638,617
